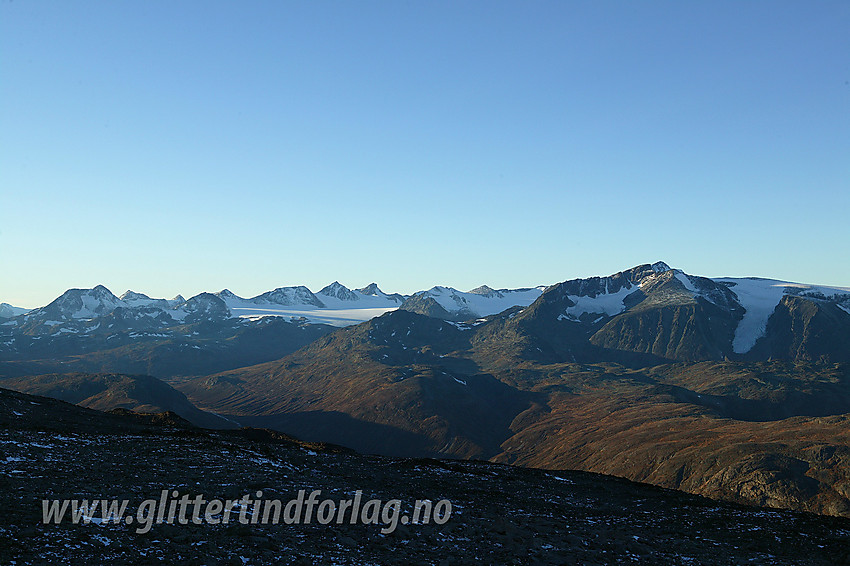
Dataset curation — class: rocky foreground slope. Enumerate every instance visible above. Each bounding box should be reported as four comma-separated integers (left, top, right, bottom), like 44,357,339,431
2,387,850,565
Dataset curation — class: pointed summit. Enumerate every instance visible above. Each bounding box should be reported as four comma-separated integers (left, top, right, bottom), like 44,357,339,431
91,284,116,297
318,281,358,301
356,283,406,304
215,289,243,301
468,285,503,298
358,283,383,296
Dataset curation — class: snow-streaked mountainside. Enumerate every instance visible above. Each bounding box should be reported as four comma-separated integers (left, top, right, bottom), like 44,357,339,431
119,291,183,310
535,262,850,356
554,262,725,323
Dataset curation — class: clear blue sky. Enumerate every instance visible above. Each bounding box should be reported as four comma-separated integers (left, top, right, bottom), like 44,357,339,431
2,1,848,308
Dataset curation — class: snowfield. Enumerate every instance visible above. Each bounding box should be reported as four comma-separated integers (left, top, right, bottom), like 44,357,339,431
717,278,850,353
219,285,403,327
228,305,399,327
562,284,638,321
413,286,545,318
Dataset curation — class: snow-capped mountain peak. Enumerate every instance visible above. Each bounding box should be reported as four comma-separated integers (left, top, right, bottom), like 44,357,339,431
355,284,406,304
32,285,126,320
119,291,152,302
215,289,243,302
468,285,502,298
171,293,230,323
318,282,358,302
358,283,383,296
252,286,325,308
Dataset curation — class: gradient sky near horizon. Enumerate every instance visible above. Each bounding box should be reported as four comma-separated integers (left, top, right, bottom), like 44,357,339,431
2,1,849,308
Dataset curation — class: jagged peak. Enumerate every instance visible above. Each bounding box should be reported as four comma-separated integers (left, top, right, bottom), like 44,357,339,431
358,283,382,296
319,281,349,293
216,289,241,300
319,281,358,301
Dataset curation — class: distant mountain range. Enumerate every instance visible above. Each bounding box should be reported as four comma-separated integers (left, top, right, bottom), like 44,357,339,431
0,279,549,327
1,281,407,325
0,278,550,379
3,262,849,373
3,262,850,518
4,262,849,362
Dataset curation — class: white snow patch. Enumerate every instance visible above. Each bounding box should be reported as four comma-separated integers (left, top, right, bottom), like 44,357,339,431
563,284,637,320
414,286,543,319
718,278,788,353
675,272,698,294
715,277,850,353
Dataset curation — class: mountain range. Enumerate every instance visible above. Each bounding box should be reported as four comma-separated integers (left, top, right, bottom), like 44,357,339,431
4,262,849,364
3,262,850,519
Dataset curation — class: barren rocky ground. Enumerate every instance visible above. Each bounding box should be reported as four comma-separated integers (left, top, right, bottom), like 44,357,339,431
2,389,850,565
